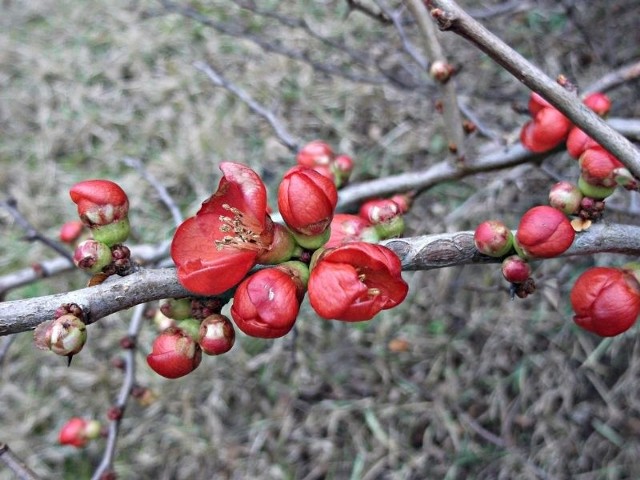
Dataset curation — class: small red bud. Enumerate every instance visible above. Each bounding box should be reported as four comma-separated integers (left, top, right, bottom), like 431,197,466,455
59,418,101,448
146,328,202,379
296,140,335,168
473,220,513,257
34,314,87,357
501,255,532,284
73,239,113,273
59,221,85,244
548,181,583,215
198,314,235,355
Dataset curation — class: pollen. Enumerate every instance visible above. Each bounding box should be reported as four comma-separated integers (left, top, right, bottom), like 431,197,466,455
214,204,263,251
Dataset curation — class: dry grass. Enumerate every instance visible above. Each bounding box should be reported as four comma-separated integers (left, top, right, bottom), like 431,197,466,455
2,1,640,479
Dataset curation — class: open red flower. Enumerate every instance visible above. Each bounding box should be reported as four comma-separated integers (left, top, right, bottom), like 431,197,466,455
230,263,307,338
571,267,640,337
171,162,274,296
308,243,408,321
278,166,338,237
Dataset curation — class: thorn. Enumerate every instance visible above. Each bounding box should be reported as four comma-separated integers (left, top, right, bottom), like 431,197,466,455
67,355,73,367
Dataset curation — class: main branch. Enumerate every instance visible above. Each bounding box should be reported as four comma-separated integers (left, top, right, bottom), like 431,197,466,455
3,223,640,336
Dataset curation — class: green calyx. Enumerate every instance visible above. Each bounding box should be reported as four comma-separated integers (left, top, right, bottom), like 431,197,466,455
91,217,130,247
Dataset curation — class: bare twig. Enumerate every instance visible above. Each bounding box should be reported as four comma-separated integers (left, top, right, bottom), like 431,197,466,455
91,304,146,480
122,157,183,228
405,0,466,161
1,198,73,262
425,0,640,177
583,60,640,95
0,443,40,480
345,0,392,23
3,223,640,336
0,335,17,367
193,61,301,152
0,241,170,297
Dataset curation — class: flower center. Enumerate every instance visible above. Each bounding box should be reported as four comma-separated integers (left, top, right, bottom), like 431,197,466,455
215,204,264,252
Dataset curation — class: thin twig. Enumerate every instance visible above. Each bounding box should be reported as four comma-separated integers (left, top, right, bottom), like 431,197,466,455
193,61,301,152
0,335,17,368
583,60,640,96
91,304,146,480
0,443,40,480
122,157,183,228
1,198,73,262
405,0,467,161
426,0,640,177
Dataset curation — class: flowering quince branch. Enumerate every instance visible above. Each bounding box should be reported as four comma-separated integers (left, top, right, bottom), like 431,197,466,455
424,0,640,178
5,223,640,335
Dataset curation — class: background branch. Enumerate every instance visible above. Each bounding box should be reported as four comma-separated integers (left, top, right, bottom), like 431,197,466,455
425,0,640,177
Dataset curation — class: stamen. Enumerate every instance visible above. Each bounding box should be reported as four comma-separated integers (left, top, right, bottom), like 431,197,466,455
214,203,264,252
368,288,381,296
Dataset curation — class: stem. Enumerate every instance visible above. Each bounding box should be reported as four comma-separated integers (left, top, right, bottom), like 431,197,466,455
425,0,640,177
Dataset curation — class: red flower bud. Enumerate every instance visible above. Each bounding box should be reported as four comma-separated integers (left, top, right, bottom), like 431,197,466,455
571,267,640,337
473,220,513,257
566,127,600,159
389,193,413,214
198,314,235,355
34,314,87,357
501,255,531,284
58,418,101,448
73,239,113,273
59,220,85,244
332,154,354,187
326,213,379,248
308,243,408,321
230,263,308,338
69,180,129,227
171,162,274,296
146,328,202,379
515,206,575,258
520,108,571,153
359,199,402,224
579,147,624,188
583,92,611,117
527,92,553,116
548,181,583,215
277,166,338,237
296,140,335,168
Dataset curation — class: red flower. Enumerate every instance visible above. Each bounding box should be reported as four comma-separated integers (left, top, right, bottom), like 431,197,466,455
571,267,640,337
308,243,408,321
515,206,575,258
147,328,202,379
69,179,129,227
277,166,338,236
59,418,101,448
326,213,378,248
296,140,335,168
230,263,307,338
171,162,274,296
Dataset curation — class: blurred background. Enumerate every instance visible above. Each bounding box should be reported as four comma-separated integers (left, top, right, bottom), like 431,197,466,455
1,1,640,478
